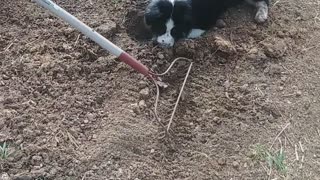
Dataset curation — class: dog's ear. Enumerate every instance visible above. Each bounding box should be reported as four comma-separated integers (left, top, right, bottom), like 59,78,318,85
173,1,192,24
144,0,173,25
144,9,161,26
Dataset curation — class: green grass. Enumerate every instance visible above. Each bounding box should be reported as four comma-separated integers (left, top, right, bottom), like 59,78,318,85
0,142,10,159
251,144,287,174
266,148,287,173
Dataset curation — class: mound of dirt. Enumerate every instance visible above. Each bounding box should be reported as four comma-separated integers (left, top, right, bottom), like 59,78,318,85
124,10,153,41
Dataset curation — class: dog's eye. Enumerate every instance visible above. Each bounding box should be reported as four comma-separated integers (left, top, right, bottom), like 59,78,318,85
171,28,183,39
171,28,178,37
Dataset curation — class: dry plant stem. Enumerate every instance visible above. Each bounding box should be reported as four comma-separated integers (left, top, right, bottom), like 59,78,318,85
167,62,193,132
75,34,81,45
270,123,290,150
150,57,193,134
4,43,13,51
299,141,304,153
151,77,168,129
295,144,299,161
81,172,88,180
150,57,192,76
272,0,282,8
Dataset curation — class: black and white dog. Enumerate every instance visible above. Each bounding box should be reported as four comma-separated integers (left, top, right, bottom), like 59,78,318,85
144,0,269,47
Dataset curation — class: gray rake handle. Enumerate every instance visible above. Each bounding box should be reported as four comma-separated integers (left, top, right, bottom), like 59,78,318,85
33,0,151,77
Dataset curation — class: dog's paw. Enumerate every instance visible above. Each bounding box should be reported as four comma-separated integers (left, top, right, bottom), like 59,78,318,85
187,29,205,39
255,8,268,23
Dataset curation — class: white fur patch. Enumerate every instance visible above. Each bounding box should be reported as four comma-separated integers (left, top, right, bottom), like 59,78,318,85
255,1,268,23
187,29,205,38
157,19,175,47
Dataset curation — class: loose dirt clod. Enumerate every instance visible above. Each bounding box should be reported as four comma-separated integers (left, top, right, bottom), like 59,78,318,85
130,103,141,115
138,100,147,110
96,20,117,38
214,36,236,54
124,10,153,40
232,161,240,169
139,87,150,98
216,19,227,28
261,39,288,58
0,173,11,180
174,41,197,58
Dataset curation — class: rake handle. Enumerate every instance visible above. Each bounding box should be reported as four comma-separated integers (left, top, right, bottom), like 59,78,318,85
33,0,150,77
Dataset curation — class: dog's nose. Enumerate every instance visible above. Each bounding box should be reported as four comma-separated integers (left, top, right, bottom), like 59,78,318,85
153,40,170,47
154,38,174,47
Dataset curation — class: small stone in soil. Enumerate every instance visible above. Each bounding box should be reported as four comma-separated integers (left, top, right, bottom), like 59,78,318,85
130,103,141,115
138,100,147,110
138,81,148,89
0,173,11,180
216,19,227,28
157,53,165,59
232,161,240,169
239,84,249,92
213,117,222,125
86,113,95,121
296,90,302,96
96,20,117,37
217,158,226,166
139,87,150,98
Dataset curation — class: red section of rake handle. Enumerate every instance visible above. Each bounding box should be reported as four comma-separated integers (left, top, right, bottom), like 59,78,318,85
118,52,151,77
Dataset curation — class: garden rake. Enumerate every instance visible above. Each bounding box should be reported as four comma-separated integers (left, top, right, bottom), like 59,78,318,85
33,0,193,134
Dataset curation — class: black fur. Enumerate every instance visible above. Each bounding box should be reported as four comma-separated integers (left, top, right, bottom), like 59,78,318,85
145,0,173,35
145,0,269,46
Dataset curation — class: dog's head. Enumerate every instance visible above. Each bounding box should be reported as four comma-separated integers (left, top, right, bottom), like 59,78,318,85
144,0,192,47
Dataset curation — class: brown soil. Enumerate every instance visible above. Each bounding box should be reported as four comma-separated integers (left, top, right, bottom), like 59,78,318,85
1,0,320,179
